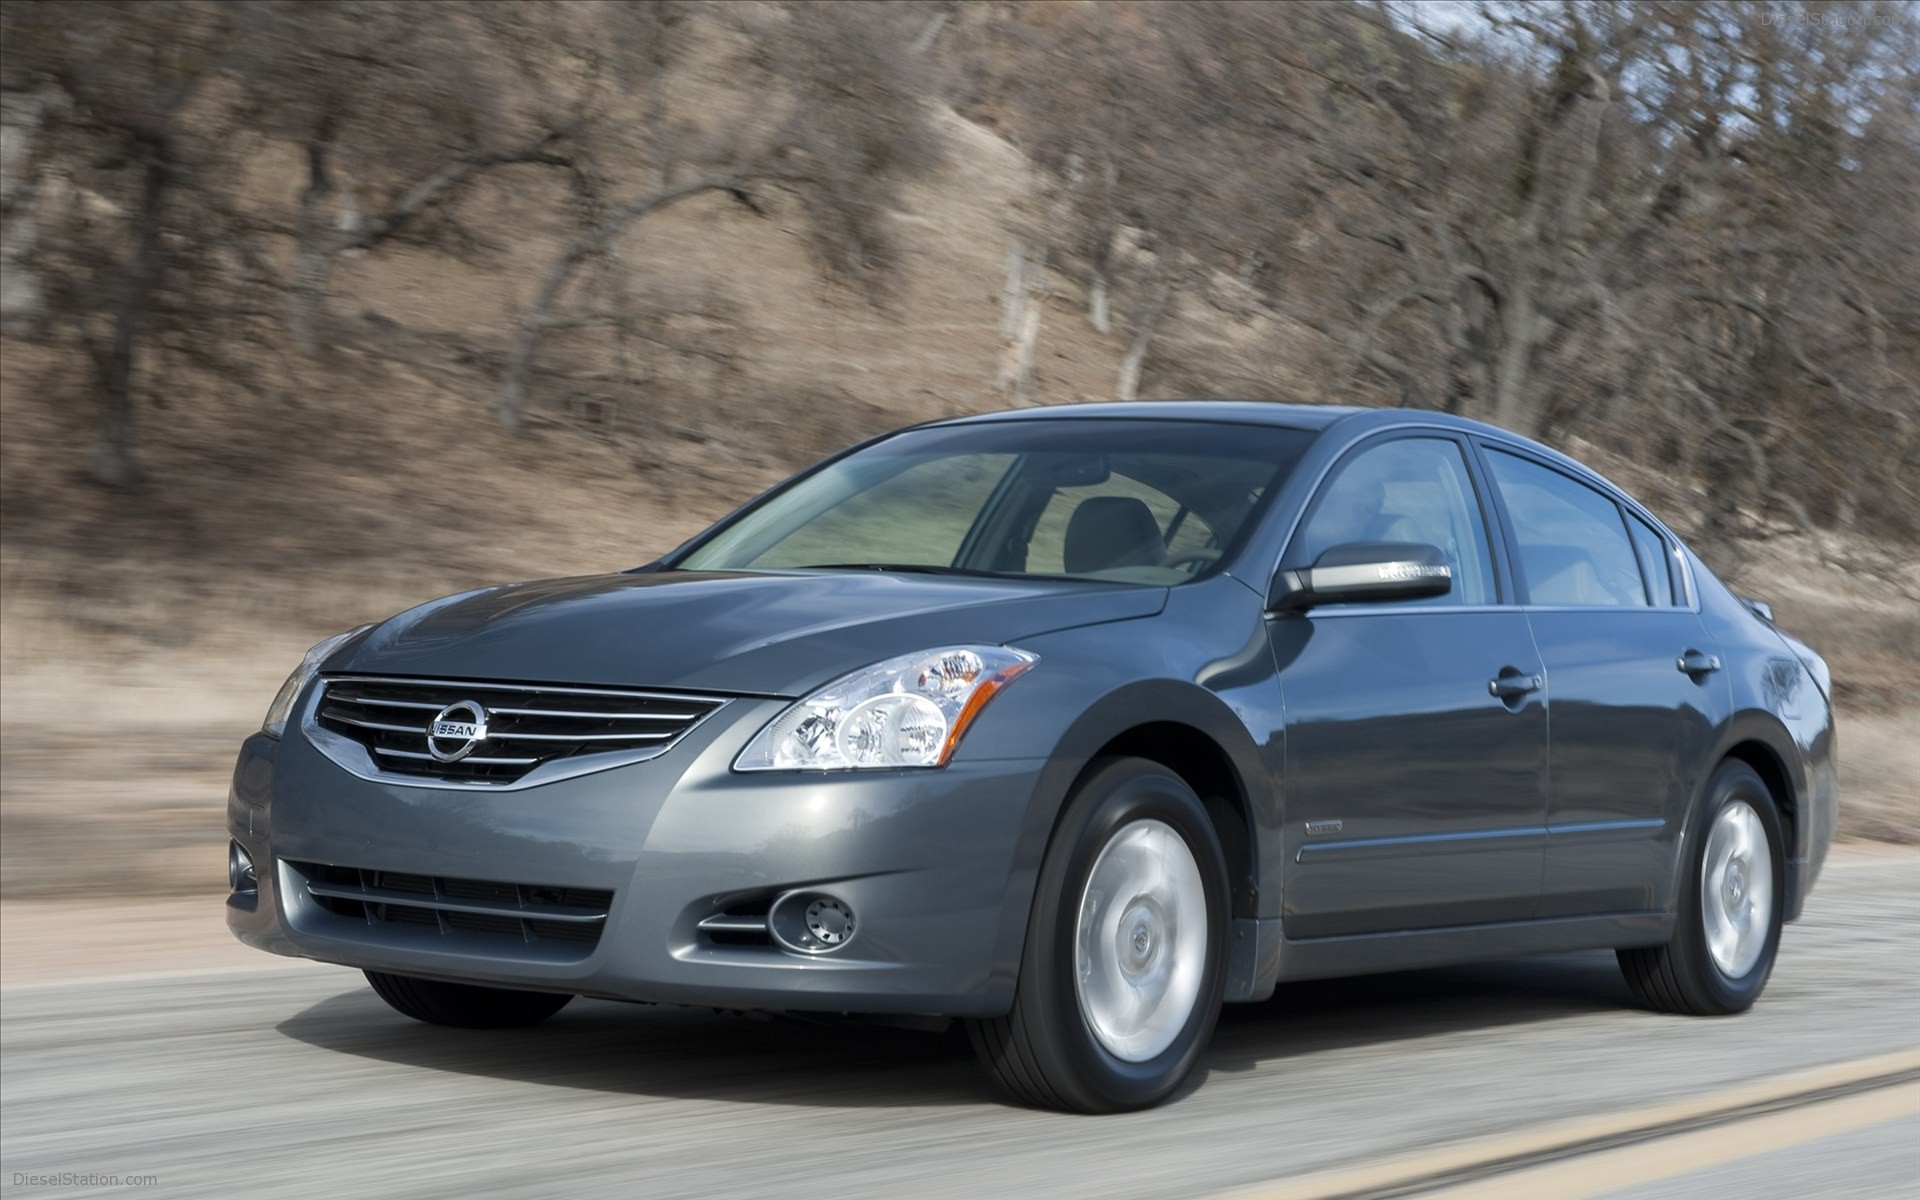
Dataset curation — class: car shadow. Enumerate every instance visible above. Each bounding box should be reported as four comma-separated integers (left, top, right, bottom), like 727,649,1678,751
1207,950,1635,1074
275,950,1637,1110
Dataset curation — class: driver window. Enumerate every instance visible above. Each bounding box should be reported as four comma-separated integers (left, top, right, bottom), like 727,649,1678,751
1292,437,1497,606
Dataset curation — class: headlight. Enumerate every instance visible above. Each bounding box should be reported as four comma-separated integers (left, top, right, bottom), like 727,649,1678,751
736,645,1038,771
261,625,372,737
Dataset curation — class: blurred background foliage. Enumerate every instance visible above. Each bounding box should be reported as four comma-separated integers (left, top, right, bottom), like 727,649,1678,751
1,1,1916,889
3,0,1915,536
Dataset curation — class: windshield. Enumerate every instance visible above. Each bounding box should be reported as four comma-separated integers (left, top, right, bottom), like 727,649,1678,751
675,419,1316,584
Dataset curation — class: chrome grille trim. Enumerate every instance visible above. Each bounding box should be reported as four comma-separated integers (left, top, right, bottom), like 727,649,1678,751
303,674,732,789
695,897,777,949
372,747,542,765
488,706,705,721
697,914,771,935
476,729,676,743
323,675,725,703
326,714,424,735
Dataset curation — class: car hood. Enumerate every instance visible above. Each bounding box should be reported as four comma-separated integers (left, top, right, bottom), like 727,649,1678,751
330,570,1166,696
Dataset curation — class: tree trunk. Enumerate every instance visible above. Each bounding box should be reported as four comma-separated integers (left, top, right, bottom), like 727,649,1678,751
1116,277,1171,402
997,239,1047,402
291,119,338,354
1088,227,1116,334
1002,298,1043,404
290,243,333,355
909,8,950,56
0,88,56,338
501,265,572,432
1490,268,1543,436
1000,240,1030,339
94,141,168,486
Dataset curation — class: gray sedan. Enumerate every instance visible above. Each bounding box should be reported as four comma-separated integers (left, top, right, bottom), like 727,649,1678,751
228,403,1836,1111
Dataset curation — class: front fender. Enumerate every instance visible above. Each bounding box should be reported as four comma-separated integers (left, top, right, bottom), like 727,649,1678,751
958,608,1280,1001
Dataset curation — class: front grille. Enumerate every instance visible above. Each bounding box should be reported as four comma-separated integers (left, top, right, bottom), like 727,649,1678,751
314,675,727,784
289,861,614,954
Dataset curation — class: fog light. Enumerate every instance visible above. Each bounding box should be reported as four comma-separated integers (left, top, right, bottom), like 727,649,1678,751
229,840,257,895
769,891,857,954
804,897,855,945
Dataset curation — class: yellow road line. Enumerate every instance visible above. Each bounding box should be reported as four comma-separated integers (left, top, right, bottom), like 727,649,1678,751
1415,1080,1920,1200
1215,1048,1920,1200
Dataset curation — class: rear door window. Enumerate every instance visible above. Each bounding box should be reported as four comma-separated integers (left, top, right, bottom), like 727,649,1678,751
1484,450,1647,607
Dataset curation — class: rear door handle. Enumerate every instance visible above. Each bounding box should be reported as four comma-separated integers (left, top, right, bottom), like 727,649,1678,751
1488,673,1543,698
1678,650,1722,677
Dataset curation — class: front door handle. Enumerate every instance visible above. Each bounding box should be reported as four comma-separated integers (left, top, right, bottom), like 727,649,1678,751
1488,673,1543,698
1678,650,1723,677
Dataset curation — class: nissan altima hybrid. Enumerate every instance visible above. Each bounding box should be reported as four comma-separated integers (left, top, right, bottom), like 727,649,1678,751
228,402,1836,1111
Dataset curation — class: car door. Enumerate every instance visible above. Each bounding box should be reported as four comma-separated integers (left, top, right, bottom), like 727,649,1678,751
1477,445,1728,917
1273,433,1549,938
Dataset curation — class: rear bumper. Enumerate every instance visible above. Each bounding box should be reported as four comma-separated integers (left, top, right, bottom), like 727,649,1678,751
226,700,1048,1016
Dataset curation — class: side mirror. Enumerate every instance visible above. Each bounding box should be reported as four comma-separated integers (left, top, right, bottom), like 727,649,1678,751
1269,542,1453,612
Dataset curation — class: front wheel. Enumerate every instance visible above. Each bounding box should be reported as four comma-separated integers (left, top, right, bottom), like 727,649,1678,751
365,971,573,1028
1617,760,1785,1015
968,757,1229,1112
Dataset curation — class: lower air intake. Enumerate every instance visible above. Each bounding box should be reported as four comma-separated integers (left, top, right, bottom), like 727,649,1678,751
287,861,614,959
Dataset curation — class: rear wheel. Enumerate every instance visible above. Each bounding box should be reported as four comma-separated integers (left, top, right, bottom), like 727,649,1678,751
1617,760,1784,1015
365,971,573,1028
967,757,1229,1112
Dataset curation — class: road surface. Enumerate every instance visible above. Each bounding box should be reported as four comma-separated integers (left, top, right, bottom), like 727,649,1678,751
3,853,1916,1199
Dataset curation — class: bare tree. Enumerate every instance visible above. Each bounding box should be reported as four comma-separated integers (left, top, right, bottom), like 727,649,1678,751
957,1,1304,401
497,0,941,430
1,0,260,484
963,0,1915,540
227,1,585,353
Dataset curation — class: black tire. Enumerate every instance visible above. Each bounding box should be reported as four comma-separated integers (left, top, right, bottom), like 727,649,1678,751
1617,760,1785,1015
967,757,1230,1112
365,971,573,1028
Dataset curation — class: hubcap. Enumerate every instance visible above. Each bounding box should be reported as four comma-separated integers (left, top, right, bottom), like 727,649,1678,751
1074,819,1208,1062
1701,800,1773,979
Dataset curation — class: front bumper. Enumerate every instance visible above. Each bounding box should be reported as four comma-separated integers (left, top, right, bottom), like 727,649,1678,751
227,697,1048,1016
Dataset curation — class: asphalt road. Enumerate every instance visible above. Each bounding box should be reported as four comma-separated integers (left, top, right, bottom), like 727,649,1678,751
3,856,1916,1200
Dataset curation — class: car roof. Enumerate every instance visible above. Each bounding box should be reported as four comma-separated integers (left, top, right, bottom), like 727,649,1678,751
921,401,1636,511
925,401,1562,447
930,401,1366,432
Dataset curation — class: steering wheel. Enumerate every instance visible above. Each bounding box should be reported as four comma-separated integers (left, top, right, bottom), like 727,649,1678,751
1160,548,1223,573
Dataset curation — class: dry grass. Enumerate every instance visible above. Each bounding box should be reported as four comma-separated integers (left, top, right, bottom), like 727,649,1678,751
1836,714,1920,845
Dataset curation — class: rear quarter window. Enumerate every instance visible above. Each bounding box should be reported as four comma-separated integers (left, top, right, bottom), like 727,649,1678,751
1625,513,1678,607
